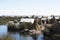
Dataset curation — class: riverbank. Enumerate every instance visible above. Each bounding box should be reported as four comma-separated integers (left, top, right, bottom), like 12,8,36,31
0,35,15,40
0,16,21,25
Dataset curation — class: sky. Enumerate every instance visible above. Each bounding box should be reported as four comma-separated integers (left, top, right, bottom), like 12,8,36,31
0,0,60,16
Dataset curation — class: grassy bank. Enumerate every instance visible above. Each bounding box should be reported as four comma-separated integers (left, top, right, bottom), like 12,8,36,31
0,35,15,40
0,16,21,25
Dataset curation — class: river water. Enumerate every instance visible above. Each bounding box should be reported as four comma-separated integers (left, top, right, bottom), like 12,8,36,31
0,25,44,40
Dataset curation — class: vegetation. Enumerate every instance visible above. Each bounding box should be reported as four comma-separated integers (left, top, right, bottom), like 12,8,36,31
20,22,32,30
0,35,15,40
0,16,21,25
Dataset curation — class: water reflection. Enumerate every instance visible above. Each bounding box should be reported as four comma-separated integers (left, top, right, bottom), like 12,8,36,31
0,25,7,36
0,25,44,40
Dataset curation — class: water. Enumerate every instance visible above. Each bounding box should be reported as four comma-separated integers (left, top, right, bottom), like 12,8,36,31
0,25,44,40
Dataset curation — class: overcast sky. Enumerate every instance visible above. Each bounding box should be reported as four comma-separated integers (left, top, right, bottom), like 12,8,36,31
0,0,60,16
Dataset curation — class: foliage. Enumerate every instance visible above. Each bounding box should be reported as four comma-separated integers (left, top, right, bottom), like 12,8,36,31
0,35,15,40
0,16,21,25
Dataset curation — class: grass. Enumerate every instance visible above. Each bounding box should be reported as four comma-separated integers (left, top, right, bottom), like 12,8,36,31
0,35,15,40
0,16,21,25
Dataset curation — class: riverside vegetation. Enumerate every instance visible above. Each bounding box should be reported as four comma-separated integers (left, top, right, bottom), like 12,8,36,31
1,15,60,40
0,16,21,25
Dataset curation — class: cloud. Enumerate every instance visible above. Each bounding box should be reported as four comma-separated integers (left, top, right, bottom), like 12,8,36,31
0,9,35,16
0,8,60,16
